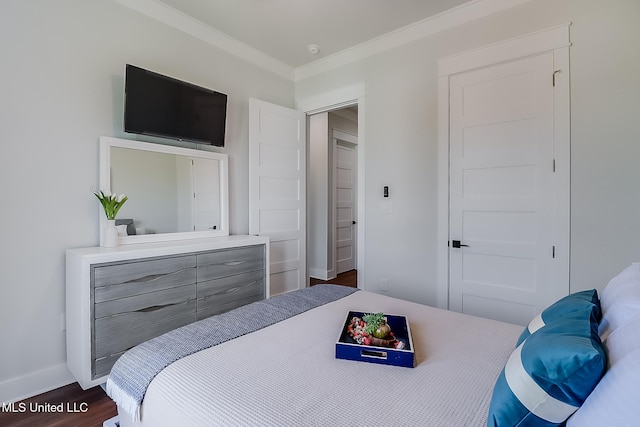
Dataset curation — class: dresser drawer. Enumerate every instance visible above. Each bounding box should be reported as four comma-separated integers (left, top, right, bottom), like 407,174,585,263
93,255,197,303
93,284,196,376
197,245,264,281
94,295,197,338
93,304,196,379
94,283,196,319
197,270,265,319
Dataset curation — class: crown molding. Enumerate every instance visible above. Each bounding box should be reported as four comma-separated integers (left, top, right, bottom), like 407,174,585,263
113,0,294,81
294,0,535,81
114,0,535,83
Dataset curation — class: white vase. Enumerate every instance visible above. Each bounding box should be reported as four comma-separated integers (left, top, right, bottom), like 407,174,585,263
102,219,119,248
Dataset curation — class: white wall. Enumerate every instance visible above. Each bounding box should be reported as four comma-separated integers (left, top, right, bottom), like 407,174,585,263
0,0,293,403
295,0,640,304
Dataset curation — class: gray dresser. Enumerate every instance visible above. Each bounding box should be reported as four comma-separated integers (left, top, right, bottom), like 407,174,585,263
66,236,269,389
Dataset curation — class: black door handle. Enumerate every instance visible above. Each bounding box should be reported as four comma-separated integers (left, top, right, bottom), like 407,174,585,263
451,240,469,248
352,220,357,225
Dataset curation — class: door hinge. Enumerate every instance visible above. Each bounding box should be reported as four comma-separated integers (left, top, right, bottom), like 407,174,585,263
553,158,556,172
553,70,561,87
552,246,556,258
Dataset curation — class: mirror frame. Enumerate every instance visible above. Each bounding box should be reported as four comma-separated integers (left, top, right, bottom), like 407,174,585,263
99,136,229,245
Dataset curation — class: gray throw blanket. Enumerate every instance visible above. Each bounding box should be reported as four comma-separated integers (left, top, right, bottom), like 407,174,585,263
106,284,358,421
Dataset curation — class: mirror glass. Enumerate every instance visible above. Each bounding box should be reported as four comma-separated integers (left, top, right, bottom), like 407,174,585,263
99,136,229,245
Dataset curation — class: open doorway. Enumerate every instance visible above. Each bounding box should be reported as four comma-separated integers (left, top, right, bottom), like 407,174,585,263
308,106,358,288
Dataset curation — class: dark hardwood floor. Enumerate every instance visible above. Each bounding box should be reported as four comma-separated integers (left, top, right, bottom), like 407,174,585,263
1,271,357,427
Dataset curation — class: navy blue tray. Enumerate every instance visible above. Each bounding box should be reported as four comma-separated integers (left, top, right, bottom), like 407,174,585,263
335,311,415,368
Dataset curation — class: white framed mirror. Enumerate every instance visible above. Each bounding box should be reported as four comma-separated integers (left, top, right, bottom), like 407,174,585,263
99,136,229,245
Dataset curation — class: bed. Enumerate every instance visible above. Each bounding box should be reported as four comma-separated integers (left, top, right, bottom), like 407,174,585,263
107,264,640,427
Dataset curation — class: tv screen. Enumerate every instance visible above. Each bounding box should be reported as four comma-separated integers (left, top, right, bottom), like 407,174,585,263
124,64,227,147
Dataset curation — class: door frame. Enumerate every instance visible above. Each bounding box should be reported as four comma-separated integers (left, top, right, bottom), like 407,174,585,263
297,83,366,289
333,129,358,276
436,24,571,309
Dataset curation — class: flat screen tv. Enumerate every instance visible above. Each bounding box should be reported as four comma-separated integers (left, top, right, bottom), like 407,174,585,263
124,64,227,147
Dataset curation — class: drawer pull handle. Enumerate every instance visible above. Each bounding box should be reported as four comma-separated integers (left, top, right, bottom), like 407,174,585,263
105,299,194,319
223,261,246,266
123,268,192,285
126,274,165,283
136,303,174,313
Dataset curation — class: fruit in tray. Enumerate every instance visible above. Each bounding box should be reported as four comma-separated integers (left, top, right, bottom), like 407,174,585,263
346,313,406,349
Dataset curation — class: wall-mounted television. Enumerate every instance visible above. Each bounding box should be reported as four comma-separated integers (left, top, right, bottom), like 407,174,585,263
124,64,227,147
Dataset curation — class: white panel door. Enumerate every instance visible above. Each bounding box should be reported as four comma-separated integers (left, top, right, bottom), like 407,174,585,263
335,141,356,274
192,157,221,231
449,52,565,325
249,98,306,296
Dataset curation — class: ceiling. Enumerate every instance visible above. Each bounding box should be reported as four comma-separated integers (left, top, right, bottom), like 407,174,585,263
158,0,472,68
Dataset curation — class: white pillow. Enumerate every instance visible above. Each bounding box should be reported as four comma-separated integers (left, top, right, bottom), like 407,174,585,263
567,347,640,427
567,317,640,427
604,315,640,365
598,263,640,340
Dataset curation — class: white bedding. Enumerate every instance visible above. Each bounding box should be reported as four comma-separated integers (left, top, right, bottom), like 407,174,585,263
119,290,521,427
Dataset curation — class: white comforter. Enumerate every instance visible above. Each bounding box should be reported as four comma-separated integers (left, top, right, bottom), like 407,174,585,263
119,290,521,427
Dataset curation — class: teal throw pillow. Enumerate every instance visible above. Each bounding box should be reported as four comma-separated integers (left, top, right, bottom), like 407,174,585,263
488,310,606,427
517,289,601,346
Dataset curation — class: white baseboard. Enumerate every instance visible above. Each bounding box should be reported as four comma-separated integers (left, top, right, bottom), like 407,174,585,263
0,363,74,404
